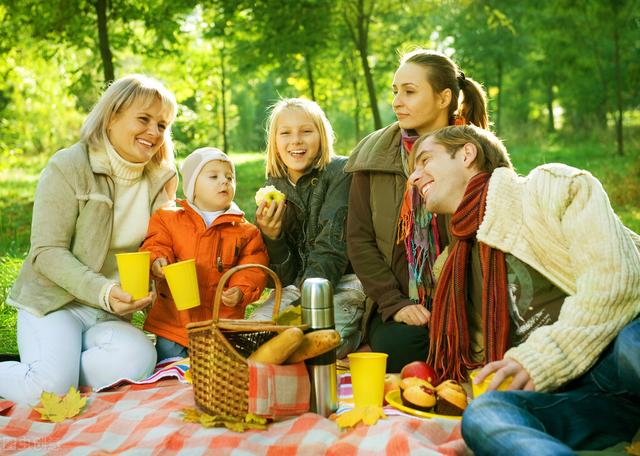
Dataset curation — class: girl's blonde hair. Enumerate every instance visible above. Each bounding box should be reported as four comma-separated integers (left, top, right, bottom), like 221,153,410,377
265,98,335,178
80,74,178,165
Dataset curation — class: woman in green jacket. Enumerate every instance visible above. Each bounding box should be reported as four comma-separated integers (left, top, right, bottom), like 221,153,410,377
345,49,490,372
249,98,365,358
0,75,178,404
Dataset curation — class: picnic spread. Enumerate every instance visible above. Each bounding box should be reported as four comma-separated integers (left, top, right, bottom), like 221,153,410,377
0,267,467,454
0,360,466,455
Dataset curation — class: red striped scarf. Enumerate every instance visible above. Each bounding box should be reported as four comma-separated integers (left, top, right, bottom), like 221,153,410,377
427,172,510,383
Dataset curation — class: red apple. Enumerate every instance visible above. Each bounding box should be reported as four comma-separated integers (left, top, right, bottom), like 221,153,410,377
400,361,438,386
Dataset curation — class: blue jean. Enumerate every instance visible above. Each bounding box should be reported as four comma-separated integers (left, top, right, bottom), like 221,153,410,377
155,336,188,361
462,318,640,455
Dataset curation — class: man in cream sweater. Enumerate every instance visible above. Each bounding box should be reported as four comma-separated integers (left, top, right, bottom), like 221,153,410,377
408,125,639,455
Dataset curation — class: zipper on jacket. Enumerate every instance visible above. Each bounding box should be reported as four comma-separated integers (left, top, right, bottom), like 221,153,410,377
216,238,223,272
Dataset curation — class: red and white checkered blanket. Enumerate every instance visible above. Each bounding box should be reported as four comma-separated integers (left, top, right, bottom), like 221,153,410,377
0,371,467,455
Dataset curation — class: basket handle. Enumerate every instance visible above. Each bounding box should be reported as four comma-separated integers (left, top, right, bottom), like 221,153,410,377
212,263,282,323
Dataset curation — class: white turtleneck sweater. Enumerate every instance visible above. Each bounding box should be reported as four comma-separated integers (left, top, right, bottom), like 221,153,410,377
98,143,151,309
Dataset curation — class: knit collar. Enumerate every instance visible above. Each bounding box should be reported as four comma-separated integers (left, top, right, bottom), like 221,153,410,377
105,141,148,185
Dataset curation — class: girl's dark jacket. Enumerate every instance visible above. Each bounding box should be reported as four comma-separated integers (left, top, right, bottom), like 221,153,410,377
262,156,352,290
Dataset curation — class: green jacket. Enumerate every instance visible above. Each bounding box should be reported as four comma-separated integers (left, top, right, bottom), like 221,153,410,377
8,142,177,317
344,123,405,265
344,122,412,322
263,156,351,289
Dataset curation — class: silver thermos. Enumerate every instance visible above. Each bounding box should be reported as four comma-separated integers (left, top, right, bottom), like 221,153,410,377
301,278,337,417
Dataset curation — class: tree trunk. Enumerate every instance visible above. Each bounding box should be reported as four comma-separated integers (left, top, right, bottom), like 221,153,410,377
220,41,228,153
358,43,381,130
95,0,114,83
346,0,381,130
304,54,316,101
546,81,555,133
613,23,624,155
352,68,361,143
495,60,503,135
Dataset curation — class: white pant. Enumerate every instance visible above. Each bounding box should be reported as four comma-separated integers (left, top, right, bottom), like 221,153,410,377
0,303,156,404
249,274,366,358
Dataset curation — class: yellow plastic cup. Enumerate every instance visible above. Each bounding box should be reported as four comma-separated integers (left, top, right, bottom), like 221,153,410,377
162,259,201,311
348,352,388,408
470,370,513,398
115,252,151,300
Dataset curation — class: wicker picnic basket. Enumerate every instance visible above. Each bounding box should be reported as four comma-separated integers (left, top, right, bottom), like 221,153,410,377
186,263,306,419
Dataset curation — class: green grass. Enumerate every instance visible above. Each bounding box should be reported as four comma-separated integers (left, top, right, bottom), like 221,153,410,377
1,141,639,354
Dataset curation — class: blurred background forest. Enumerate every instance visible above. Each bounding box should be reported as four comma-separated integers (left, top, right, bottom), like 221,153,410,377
1,0,639,351
2,0,639,156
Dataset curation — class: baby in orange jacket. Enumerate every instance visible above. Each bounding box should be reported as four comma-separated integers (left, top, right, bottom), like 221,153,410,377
141,147,268,361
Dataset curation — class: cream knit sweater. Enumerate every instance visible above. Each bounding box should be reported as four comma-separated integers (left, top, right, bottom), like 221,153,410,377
477,164,640,392
97,144,150,307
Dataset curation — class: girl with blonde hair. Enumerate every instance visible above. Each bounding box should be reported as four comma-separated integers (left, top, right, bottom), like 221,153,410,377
249,98,366,359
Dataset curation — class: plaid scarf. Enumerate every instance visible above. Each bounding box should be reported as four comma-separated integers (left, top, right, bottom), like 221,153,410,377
427,172,510,383
396,132,441,308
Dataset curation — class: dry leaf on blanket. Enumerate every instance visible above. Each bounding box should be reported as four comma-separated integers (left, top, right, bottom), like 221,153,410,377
182,408,267,432
34,387,87,423
276,305,302,326
335,405,387,429
626,442,640,455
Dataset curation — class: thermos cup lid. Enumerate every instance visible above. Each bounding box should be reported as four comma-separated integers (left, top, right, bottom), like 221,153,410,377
301,278,333,310
301,278,334,330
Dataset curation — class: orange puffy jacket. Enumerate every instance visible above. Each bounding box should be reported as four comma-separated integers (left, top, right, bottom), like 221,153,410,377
141,200,268,347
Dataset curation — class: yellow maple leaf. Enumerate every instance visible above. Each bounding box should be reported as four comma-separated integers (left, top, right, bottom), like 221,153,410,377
336,407,364,429
181,408,267,432
34,387,87,423
626,441,640,456
335,405,387,429
276,305,302,326
362,405,386,426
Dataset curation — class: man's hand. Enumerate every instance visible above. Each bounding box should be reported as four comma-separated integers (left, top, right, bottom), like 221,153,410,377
255,200,285,240
393,304,431,326
152,257,168,279
473,358,536,391
109,286,154,316
221,287,244,307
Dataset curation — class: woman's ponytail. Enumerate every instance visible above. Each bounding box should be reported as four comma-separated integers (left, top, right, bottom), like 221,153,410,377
459,76,488,130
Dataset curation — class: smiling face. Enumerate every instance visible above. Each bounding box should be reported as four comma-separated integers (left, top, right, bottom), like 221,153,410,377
275,108,321,184
107,96,172,163
408,136,478,214
193,160,235,212
392,62,450,135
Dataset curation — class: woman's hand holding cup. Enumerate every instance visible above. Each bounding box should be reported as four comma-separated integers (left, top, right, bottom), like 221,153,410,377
109,285,155,316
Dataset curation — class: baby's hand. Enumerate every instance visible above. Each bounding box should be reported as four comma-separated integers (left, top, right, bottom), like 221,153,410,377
221,287,244,307
152,257,168,279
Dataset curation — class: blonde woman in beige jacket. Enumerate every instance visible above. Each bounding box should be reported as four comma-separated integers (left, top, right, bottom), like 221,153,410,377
0,75,178,404
408,125,640,454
